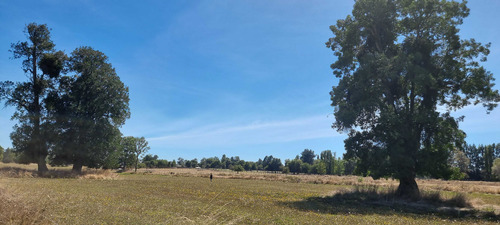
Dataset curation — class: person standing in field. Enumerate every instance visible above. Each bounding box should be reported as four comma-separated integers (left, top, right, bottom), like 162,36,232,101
210,173,213,182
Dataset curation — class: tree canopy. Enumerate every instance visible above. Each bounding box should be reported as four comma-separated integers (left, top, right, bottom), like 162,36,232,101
1,23,131,173
1,23,65,172
48,47,130,173
327,0,499,198
300,149,315,165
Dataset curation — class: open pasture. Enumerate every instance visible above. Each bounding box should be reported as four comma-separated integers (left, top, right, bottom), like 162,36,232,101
0,164,499,224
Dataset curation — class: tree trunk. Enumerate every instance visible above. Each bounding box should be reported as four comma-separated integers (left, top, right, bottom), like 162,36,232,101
37,154,48,173
72,162,83,173
135,156,138,173
396,176,420,200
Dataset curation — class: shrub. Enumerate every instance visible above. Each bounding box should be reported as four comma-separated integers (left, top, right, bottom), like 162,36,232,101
449,167,466,180
492,158,500,180
232,165,244,172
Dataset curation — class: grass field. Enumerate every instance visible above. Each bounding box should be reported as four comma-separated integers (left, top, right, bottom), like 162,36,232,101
0,163,499,224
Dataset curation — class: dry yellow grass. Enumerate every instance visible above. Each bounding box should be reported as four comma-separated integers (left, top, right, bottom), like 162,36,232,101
0,163,118,180
138,168,500,194
0,188,47,225
418,179,500,195
0,164,498,224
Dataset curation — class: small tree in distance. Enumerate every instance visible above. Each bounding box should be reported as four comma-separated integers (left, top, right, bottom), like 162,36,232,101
492,158,500,181
233,164,244,173
133,137,150,172
121,136,150,172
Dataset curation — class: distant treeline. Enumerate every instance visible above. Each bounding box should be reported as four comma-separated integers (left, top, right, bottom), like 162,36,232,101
132,144,500,181
136,149,357,176
461,144,500,181
1,143,499,181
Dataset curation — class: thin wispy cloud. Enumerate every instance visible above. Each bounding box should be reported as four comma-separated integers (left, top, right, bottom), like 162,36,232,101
148,115,339,149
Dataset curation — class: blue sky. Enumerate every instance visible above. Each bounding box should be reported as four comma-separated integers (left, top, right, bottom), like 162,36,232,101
0,0,499,162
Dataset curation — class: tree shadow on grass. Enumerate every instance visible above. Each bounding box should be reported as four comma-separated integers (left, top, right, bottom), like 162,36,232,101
282,185,499,222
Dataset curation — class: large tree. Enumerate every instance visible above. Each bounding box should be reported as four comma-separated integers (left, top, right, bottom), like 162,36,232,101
327,0,499,198
1,23,66,172
48,47,130,173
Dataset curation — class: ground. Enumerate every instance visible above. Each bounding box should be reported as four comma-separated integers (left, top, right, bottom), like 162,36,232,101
0,163,498,224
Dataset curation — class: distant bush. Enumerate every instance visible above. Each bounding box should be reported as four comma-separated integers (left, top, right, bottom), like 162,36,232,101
2,148,16,163
311,162,326,175
300,163,311,174
492,158,500,180
449,167,466,180
286,159,302,174
232,165,244,172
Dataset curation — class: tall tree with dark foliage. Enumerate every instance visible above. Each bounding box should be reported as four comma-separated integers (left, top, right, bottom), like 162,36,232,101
327,0,499,198
1,23,66,173
48,47,130,173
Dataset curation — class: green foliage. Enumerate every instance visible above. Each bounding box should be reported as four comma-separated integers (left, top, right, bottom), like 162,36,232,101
448,149,470,174
48,47,130,172
2,148,16,163
200,157,221,168
140,154,178,169
311,161,327,175
300,163,312,174
232,164,245,172
262,155,283,171
492,158,500,180
464,143,499,180
282,166,290,174
449,167,466,180
156,160,170,168
101,148,121,170
342,158,356,175
185,159,197,168
484,144,495,180
0,146,3,161
142,154,159,168
119,136,137,169
464,144,484,180
320,150,335,174
118,136,150,172
1,23,62,172
244,161,252,171
287,159,303,174
300,149,315,165
327,0,499,197
132,137,150,172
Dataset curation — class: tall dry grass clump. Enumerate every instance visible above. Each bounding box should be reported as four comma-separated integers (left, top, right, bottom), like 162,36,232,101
0,165,118,179
0,188,46,225
79,169,119,180
419,179,500,195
